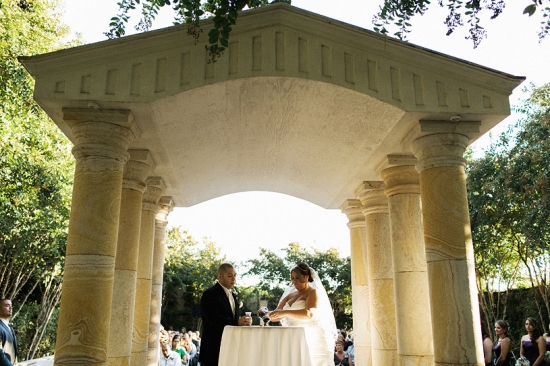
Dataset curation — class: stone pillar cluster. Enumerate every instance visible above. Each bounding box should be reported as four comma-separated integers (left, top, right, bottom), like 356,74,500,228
53,110,483,366
53,110,175,366
341,128,484,365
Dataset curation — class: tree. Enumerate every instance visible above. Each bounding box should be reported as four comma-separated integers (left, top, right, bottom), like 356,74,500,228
0,0,76,359
373,0,550,47
467,82,550,332
107,0,549,60
161,227,228,330
106,0,290,61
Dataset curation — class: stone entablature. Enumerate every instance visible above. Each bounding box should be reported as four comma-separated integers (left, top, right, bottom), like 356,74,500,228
22,4,519,116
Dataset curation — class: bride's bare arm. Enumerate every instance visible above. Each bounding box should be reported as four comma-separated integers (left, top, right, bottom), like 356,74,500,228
268,289,319,321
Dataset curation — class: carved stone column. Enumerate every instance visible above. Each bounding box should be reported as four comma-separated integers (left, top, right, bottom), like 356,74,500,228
108,150,154,366
54,109,138,366
411,133,483,365
341,199,372,366
130,177,165,366
381,158,434,366
357,182,398,365
147,197,175,366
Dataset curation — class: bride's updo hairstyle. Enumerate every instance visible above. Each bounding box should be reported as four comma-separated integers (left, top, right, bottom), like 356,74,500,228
292,262,314,282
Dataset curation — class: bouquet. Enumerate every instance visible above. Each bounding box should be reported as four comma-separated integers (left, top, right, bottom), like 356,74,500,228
257,307,271,326
515,357,530,366
545,350,550,363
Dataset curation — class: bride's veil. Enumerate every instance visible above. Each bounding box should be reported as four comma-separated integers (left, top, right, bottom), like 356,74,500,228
279,267,338,342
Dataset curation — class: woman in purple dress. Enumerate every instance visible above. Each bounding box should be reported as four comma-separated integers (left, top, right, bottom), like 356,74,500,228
520,317,547,366
493,320,513,366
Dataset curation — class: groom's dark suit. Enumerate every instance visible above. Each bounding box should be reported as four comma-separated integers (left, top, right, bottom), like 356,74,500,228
199,282,240,366
0,321,17,366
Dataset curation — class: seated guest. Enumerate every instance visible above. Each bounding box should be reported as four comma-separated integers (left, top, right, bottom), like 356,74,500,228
171,335,187,365
341,330,353,352
182,333,198,366
191,332,200,352
334,340,353,366
160,343,181,366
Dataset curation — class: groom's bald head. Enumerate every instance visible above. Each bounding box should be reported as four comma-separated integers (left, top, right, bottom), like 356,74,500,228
218,263,234,276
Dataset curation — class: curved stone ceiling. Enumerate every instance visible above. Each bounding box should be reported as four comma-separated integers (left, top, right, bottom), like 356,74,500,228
19,4,524,208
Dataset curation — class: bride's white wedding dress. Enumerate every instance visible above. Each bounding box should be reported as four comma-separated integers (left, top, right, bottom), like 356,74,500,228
283,299,334,366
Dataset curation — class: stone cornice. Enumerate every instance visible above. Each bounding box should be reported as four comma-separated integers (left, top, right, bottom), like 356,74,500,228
20,4,523,113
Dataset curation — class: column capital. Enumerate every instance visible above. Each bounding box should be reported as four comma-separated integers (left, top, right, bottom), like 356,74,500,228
355,182,388,215
142,177,166,213
402,119,480,150
411,133,469,173
63,109,140,169
374,154,417,176
380,165,420,197
123,150,156,192
63,108,141,138
340,199,365,229
155,196,175,228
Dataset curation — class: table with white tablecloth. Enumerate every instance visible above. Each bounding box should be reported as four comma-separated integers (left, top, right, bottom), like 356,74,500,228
218,326,313,366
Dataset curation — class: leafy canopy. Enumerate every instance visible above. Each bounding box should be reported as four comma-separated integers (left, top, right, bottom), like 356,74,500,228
107,0,550,57
106,0,290,62
373,0,550,47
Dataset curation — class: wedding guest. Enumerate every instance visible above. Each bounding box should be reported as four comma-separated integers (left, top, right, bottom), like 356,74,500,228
191,332,200,352
194,331,201,349
545,326,550,352
182,333,197,366
481,320,493,366
0,299,17,366
160,343,181,366
341,330,353,351
520,317,547,366
494,320,513,366
334,340,353,366
171,335,187,365
199,263,250,366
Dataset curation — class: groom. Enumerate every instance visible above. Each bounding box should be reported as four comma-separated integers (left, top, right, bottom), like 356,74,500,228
199,263,250,366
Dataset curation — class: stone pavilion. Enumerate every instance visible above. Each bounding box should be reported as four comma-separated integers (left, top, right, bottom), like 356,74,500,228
20,4,524,366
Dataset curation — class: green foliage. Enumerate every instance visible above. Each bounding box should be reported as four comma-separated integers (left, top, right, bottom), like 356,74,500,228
245,242,353,329
0,0,76,358
467,82,550,333
161,227,228,330
373,0,549,47
106,0,290,62
12,303,59,359
161,236,352,330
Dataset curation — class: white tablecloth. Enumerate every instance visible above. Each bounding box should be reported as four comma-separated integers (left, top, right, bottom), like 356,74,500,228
218,326,312,366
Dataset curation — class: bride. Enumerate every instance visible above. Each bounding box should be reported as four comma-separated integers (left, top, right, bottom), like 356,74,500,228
267,262,338,366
